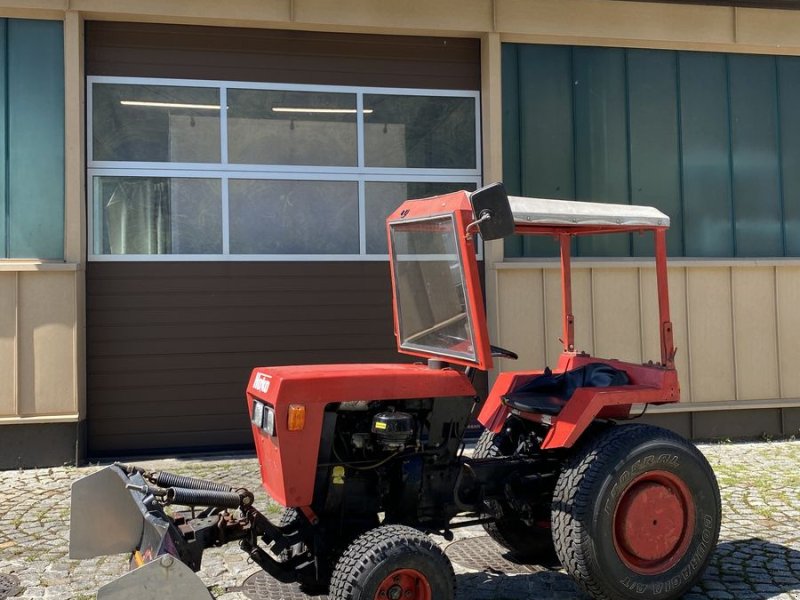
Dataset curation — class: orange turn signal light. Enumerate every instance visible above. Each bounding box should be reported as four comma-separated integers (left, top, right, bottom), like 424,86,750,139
287,404,306,431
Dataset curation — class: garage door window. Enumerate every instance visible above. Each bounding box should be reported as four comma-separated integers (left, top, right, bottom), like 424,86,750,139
88,77,481,260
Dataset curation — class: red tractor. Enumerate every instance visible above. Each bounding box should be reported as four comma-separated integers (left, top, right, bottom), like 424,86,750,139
70,183,720,600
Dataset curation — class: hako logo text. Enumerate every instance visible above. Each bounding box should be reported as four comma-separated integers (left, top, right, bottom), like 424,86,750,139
253,372,271,394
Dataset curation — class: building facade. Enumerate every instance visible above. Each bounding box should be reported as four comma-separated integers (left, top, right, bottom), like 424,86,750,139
2,0,800,467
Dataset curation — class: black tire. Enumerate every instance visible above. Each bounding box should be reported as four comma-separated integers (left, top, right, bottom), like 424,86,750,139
552,424,721,600
474,429,557,563
329,524,455,600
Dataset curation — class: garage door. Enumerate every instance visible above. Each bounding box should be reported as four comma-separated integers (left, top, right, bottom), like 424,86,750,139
85,22,481,456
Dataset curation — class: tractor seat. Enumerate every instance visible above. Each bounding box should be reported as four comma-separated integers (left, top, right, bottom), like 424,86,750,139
501,363,629,416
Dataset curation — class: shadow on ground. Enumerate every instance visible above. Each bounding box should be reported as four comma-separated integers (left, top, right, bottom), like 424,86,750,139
219,537,800,599
449,536,800,600
692,538,800,600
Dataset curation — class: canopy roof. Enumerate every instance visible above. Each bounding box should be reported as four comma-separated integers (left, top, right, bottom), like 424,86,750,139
509,195,670,229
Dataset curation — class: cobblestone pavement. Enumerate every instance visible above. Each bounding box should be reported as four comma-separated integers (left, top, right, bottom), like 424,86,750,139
0,440,799,599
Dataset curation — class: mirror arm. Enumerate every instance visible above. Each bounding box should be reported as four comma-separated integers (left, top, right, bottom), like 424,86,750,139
465,210,492,240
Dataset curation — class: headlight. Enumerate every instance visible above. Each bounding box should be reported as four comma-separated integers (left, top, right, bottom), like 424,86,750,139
264,405,275,436
252,400,275,436
252,400,264,427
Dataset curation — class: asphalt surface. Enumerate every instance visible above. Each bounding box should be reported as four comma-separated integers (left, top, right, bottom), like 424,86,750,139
1,439,799,599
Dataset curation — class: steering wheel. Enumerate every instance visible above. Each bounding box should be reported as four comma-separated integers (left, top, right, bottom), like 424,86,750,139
490,344,518,360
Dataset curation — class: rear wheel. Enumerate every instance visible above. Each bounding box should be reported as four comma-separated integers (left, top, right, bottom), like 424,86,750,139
329,525,454,600
552,424,720,600
474,429,557,563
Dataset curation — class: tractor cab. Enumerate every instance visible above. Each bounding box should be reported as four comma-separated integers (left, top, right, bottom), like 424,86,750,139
387,183,679,448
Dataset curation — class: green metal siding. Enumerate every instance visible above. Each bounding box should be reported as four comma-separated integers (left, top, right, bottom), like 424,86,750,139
1,19,64,259
574,47,630,257
779,57,800,256
628,50,682,257
678,52,734,257
729,54,783,257
503,44,800,258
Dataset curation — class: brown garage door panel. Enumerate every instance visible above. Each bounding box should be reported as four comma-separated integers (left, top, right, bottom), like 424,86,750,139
86,22,480,90
87,348,405,376
89,304,393,327
86,261,405,456
90,429,254,455
87,319,394,343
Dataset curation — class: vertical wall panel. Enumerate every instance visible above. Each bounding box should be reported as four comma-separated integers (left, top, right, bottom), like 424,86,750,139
627,51,682,257
517,45,573,257
686,268,735,402
669,268,691,402
591,269,641,362
728,54,783,257
778,57,800,256
517,45,575,200
571,269,595,357
776,266,800,397
0,22,6,259
638,267,661,362
501,44,522,258
678,52,734,257
732,268,779,400
573,47,631,257
8,19,65,259
673,269,691,402
17,272,76,416
0,273,16,416
496,269,546,371
543,269,563,365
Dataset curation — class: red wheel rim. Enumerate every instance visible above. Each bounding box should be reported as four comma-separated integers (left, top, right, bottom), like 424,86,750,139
612,470,695,575
374,568,432,600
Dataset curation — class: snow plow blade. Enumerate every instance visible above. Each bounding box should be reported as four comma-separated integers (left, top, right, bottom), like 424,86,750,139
69,466,148,560
97,554,213,600
68,462,312,597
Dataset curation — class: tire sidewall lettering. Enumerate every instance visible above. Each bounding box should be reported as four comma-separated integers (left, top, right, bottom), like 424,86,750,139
603,452,681,517
594,445,715,598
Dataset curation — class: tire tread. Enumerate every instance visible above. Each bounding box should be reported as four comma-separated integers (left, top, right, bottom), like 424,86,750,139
329,524,455,600
551,424,720,600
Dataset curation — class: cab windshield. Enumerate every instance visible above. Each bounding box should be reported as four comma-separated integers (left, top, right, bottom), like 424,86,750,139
389,215,477,362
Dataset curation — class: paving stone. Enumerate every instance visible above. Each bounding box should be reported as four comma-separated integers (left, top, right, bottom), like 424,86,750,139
2,440,800,598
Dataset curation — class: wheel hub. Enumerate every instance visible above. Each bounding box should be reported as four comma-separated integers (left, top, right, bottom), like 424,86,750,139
612,470,695,575
375,569,431,600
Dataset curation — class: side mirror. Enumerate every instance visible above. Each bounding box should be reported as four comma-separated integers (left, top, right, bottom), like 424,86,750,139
468,182,514,241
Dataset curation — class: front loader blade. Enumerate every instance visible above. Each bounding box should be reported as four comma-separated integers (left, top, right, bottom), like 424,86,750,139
69,466,145,559
97,555,214,600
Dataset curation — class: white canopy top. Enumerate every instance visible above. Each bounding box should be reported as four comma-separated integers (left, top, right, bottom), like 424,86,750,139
509,195,670,228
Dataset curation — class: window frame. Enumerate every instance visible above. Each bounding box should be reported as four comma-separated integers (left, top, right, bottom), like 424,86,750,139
87,75,482,262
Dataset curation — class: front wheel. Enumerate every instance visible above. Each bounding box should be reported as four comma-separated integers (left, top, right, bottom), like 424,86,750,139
329,525,455,600
552,424,721,600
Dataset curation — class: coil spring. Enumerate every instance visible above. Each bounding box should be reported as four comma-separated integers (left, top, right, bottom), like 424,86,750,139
165,486,242,508
149,471,233,493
